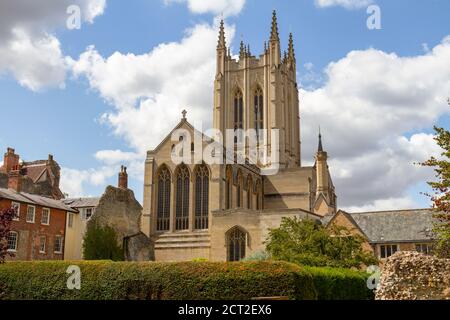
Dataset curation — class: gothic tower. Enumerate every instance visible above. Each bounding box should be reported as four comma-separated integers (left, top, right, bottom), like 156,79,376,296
213,11,301,168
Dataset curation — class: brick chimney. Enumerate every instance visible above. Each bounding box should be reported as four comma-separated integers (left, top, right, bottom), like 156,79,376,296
3,147,19,174
118,165,128,189
8,165,22,192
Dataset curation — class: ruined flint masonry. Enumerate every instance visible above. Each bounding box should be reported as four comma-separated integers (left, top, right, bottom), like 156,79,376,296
376,251,450,300
87,186,154,261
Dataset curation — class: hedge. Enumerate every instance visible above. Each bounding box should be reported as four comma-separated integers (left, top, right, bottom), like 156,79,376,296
303,266,374,300
0,261,374,300
0,261,317,300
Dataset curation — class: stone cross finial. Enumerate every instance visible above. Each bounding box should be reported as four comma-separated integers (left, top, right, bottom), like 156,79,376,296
182,109,187,119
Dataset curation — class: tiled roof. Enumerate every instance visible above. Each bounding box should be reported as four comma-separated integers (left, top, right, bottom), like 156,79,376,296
0,187,77,212
63,197,100,208
22,162,47,182
348,209,436,243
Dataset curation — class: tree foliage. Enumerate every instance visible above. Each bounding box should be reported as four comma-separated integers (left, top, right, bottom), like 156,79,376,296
0,208,16,263
265,217,378,269
420,105,450,257
83,224,124,261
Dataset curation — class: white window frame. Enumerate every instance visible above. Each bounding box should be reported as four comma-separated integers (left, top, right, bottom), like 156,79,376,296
416,243,433,254
379,244,399,259
11,202,20,221
39,235,46,254
81,207,94,221
26,205,35,223
7,231,18,252
68,212,74,228
41,208,50,225
54,235,63,254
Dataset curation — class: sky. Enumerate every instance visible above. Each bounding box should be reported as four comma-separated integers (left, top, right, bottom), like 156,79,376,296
0,0,449,212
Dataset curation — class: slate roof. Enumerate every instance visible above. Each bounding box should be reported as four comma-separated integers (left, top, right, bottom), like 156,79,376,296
347,209,436,243
0,187,77,212
63,197,100,208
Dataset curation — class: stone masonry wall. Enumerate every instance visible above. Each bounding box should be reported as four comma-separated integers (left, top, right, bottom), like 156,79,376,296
376,251,450,300
88,186,153,261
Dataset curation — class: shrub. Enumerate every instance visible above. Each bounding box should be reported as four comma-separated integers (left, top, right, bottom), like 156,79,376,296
242,250,271,261
83,224,124,261
0,208,16,263
303,266,374,300
0,260,317,300
266,217,378,268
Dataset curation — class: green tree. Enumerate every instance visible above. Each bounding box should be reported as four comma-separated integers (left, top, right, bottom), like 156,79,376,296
0,208,16,263
420,106,450,257
265,217,378,269
83,224,124,261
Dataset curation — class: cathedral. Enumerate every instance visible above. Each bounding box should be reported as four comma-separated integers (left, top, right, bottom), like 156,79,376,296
141,12,337,262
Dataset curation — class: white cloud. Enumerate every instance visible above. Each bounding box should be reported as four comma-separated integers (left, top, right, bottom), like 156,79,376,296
315,0,373,10
0,29,67,91
60,166,116,198
60,150,144,198
164,0,245,16
72,21,235,154
301,36,450,210
94,149,142,165
66,19,236,196
343,196,419,213
0,0,106,91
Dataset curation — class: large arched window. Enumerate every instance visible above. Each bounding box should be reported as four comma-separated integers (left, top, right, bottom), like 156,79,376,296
195,165,209,230
156,166,171,231
254,87,263,139
247,175,253,210
175,164,190,230
227,227,247,261
234,89,243,130
225,166,232,210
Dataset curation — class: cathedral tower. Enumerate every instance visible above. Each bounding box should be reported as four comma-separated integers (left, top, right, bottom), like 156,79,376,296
213,11,301,168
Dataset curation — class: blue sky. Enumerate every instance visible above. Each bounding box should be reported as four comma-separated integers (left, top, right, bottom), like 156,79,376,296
0,0,449,211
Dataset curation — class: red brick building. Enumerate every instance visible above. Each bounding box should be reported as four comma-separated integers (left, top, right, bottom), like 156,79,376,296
1,180,76,260
0,147,64,200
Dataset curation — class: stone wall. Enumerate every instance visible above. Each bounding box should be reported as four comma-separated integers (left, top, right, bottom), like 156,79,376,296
88,186,153,261
376,251,450,300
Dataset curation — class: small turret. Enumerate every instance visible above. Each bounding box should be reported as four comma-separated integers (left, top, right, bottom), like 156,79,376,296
315,129,329,195
268,10,281,66
216,19,227,75
239,40,246,59
270,10,280,42
217,19,226,49
288,33,296,63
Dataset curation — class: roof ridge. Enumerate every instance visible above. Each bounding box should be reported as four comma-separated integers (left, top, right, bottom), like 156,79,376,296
349,208,432,215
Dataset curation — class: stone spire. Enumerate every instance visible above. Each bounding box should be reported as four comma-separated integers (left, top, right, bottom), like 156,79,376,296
318,128,323,152
270,10,280,42
217,19,226,49
268,10,281,66
288,32,296,63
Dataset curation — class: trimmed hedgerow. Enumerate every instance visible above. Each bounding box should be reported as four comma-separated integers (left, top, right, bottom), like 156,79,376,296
303,266,374,300
0,260,317,300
